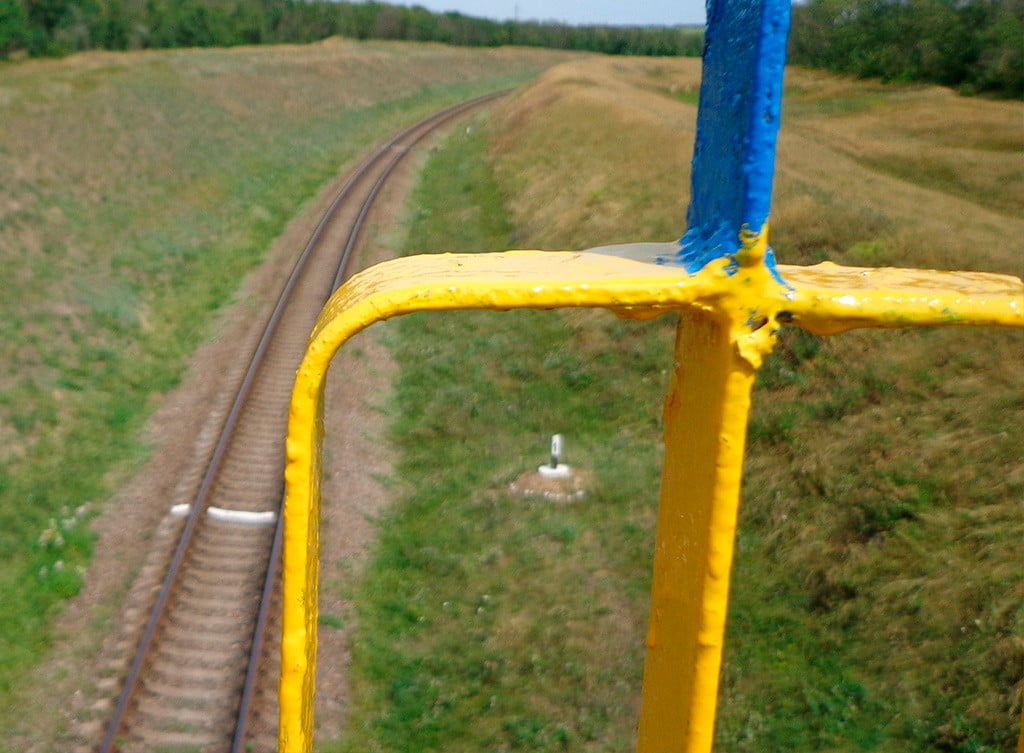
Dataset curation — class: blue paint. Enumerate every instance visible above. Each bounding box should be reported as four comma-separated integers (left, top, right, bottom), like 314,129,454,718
659,0,791,277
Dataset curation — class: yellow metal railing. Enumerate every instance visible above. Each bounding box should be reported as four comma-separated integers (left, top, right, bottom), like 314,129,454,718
277,1,1024,751
277,247,1021,752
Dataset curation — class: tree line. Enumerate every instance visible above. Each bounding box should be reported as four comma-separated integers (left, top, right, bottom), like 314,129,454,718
1,0,1019,98
0,0,703,59
789,0,1023,98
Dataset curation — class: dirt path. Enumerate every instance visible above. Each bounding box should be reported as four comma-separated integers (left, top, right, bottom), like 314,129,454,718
5,114,442,753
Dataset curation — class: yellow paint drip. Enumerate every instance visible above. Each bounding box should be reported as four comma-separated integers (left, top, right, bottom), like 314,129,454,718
279,243,1023,752
735,222,770,268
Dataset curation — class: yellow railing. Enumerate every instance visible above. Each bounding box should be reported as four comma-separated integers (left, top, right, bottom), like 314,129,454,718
277,2,1024,751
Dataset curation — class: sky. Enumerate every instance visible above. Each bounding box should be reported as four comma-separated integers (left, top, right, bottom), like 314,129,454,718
384,1,707,27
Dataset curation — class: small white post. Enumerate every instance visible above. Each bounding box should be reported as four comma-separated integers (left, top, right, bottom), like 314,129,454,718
539,433,571,479
550,433,564,468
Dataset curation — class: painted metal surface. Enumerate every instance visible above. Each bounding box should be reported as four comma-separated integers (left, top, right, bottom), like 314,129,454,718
636,308,759,753
278,0,1024,750
278,245,1022,752
666,0,790,278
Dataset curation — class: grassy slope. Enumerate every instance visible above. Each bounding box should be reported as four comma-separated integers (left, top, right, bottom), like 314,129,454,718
0,39,571,720
335,113,670,753
339,59,1023,751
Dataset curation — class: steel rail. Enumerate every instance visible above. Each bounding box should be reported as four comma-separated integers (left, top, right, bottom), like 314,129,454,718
330,89,507,293
231,89,507,753
100,90,507,753
230,498,284,753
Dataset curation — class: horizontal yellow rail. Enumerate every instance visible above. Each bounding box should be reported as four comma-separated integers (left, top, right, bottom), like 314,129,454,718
304,243,1022,343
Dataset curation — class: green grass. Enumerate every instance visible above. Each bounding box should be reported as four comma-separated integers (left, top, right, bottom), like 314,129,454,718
665,87,701,106
783,85,892,116
848,152,1024,217
331,117,675,752
336,108,907,753
0,41,569,735
723,327,1023,753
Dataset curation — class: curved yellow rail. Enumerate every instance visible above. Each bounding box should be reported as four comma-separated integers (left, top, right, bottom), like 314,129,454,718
279,243,1022,753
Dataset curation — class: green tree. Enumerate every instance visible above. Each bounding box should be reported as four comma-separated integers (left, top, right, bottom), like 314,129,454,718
0,0,29,57
976,1,1024,96
97,0,132,49
8,0,706,64
52,0,101,52
791,0,1023,96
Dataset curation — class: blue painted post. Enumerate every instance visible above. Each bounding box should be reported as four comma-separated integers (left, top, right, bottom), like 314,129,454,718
663,0,791,278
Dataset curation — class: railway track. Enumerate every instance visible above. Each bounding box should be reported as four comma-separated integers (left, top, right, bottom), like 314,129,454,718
97,91,506,753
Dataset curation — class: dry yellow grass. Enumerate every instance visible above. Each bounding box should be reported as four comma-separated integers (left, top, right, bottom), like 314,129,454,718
491,57,1023,274
490,57,702,249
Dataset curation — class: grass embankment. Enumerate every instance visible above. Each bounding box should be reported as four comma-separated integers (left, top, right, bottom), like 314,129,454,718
337,58,1023,752
0,39,570,725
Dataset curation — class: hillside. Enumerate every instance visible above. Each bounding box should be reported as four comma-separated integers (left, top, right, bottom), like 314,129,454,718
337,58,1023,751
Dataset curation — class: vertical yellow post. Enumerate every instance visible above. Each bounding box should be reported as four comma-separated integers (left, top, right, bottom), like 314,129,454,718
637,309,759,752
634,0,792,743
